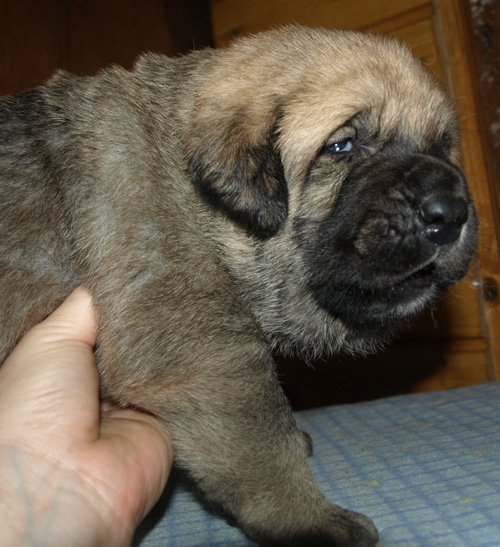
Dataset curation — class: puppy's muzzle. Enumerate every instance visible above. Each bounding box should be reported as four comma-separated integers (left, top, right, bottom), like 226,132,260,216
305,152,477,331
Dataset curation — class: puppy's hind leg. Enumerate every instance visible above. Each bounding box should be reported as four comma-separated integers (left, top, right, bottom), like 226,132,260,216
165,348,377,546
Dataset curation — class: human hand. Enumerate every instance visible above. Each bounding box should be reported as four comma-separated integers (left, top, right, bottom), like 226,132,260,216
0,288,174,546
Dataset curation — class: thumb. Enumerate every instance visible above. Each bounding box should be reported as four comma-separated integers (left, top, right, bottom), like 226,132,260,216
0,287,100,441
22,286,97,349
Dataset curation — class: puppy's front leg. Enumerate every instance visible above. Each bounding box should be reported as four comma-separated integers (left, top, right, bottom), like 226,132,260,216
92,282,378,546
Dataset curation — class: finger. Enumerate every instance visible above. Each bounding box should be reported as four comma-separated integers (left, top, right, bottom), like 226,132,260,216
82,407,174,524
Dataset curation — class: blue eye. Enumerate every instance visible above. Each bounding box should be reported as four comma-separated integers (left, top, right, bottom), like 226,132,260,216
327,138,354,154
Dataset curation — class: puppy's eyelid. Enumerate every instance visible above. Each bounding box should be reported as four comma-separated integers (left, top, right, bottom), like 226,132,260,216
324,122,357,142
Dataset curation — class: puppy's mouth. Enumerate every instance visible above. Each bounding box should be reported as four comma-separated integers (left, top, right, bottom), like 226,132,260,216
310,258,444,334
368,260,437,294
397,262,436,290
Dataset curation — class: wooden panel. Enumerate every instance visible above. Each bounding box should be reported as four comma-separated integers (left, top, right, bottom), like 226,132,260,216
61,0,180,74
212,0,432,46
409,338,490,392
465,0,500,227
435,0,500,380
0,0,63,95
62,0,212,76
0,0,213,96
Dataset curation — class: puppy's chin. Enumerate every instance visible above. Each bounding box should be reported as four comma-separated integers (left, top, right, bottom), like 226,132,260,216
313,270,442,335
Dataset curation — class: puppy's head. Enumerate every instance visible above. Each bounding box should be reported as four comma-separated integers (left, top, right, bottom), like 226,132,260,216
188,26,477,334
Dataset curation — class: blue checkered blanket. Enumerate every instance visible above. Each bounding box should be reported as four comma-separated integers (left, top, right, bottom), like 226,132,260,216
134,383,500,546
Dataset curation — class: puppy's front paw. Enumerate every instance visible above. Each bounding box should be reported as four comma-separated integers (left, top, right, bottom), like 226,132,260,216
246,504,378,546
290,506,378,547
322,506,378,547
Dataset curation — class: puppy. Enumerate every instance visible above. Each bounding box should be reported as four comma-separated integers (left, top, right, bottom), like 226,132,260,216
0,26,477,545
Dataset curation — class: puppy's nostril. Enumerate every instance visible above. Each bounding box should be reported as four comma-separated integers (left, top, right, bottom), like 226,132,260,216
419,196,468,246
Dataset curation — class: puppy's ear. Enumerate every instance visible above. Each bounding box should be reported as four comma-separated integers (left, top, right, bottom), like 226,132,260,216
189,122,288,239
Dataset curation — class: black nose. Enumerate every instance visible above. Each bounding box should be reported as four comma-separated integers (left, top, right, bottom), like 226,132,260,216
419,196,468,246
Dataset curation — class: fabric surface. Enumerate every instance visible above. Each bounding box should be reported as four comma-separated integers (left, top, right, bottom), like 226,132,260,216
134,383,500,546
